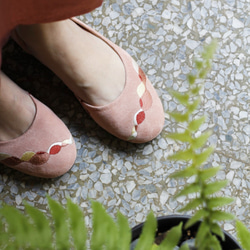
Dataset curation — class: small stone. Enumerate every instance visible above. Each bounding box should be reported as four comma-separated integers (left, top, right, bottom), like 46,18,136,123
94,181,103,192
169,43,177,52
126,181,136,193
15,195,22,205
162,9,171,19
143,145,153,155
132,189,141,200
232,17,244,28
10,185,18,194
217,116,227,130
124,193,131,202
160,191,169,205
230,107,240,115
102,17,111,26
158,138,167,149
90,172,100,182
226,171,234,181
239,111,248,119
225,135,233,142
132,7,144,18
135,213,144,222
233,178,241,188
224,223,234,230
243,125,250,135
230,161,242,169
186,39,199,50
165,62,174,71
100,171,112,184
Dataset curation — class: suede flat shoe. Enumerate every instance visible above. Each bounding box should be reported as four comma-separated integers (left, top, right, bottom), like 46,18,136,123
0,94,76,178
72,17,165,143
12,18,165,143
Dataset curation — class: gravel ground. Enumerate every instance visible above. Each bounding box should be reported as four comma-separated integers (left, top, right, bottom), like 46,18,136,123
1,0,249,238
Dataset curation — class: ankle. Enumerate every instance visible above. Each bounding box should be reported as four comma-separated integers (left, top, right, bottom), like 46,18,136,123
0,72,36,141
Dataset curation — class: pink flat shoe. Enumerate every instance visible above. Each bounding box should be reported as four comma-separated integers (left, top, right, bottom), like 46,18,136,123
12,18,165,143
71,17,165,143
0,95,76,178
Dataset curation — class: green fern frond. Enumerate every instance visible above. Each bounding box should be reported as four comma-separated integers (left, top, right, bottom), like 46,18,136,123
166,40,238,249
134,211,157,250
178,198,203,212
165,131,191,143
117,212,131,250
175,182,201,198
25,202,53,249
188,116,206,132
170,164,197,179
157,222,183,250
47,196,70,249
67,199,87,250
203,180,228,196
185,209,209,229
207,197,234,210
0,198,133,250
236,220,250,250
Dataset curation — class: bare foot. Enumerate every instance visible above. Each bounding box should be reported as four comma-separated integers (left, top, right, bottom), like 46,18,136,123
16,19,125,106
0,71,36,141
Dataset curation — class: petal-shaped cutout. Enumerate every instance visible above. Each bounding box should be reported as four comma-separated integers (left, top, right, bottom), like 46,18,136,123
139,67,147,84
137,82,146,98
2,157,22,166
128,126,138,140
132,59,139,73
140,90,153,111
21,151,36,161
29,152,50,165
134,109,142,125
49,145,62,155
62,137,73,146
139,98,143,108
136,111,145,125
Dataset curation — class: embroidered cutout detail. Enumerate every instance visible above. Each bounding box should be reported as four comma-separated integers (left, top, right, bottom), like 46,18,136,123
0,137,73,166
128,60,153,140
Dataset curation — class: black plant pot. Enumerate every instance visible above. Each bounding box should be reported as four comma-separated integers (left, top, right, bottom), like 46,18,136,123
131,215,242,249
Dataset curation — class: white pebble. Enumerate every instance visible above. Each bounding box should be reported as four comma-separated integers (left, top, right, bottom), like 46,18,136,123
186,39,199,50
232,17,244,28
224,223,234,230
239,111,248,119
132,7,144,18
158,138,167,149
226,171,234,181
100,172,112,184
143,144,153,155
126,181,136,193
15,195,22,205
94,181,103,192
230,161,242,169
160,191,169,205
162,9,171,19
165,62,174,71
230,107,240,115
187,18,193,29
135,213,144,222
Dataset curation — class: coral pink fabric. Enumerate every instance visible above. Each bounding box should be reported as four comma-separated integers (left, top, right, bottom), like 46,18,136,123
0,0,103,67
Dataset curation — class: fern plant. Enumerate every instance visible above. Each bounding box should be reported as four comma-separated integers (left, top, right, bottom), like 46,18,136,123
0,196,186,250
165,40,239,250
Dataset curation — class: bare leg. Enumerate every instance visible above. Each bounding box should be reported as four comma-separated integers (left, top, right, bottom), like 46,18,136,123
0,71,36,141
16,19,125,106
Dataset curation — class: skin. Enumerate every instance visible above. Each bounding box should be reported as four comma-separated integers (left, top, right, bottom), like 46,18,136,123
0,71,36,141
